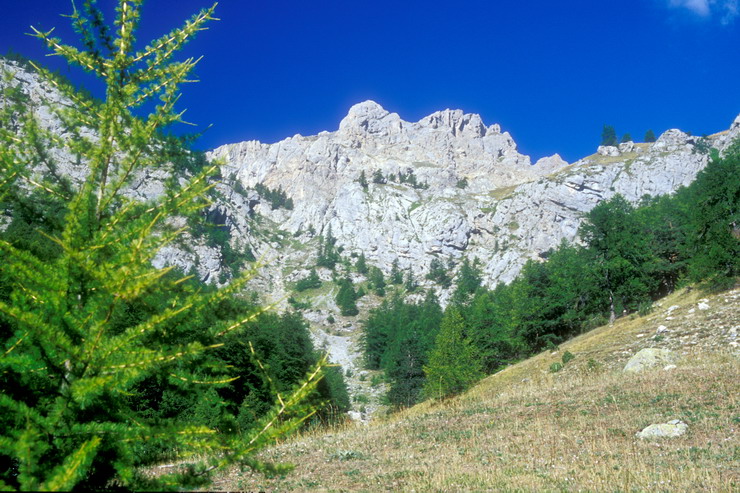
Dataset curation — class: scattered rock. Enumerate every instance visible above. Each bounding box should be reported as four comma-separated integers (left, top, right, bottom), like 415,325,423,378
597,145,620,157
623,348,678,373
663,364,677,371
698,302,710,311
636,419,688,439
618,141,635,153
656,325,668,334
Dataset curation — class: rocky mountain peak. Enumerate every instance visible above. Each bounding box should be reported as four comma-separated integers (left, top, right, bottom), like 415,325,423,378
338,100,400,136
420,108,493,138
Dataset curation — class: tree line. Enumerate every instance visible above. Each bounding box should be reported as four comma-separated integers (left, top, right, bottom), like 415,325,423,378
367,143,739,405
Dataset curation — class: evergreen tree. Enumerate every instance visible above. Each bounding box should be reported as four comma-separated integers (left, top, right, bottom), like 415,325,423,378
426,257,451,288
372,169,386,184
601,125,618,146
423,307,482,400
295,268,322,292
621,133,632,143
635,194,690,295
466,286,523,372
355,252,368,274
390,258,403,284
316,225,339,269
369,266,386,296
335,276,359,316
644,129,657,143
404,269,418,292
0,3,324,490
682,144,740,288
579,195,657,323
385,330,426,408
451,257,482,304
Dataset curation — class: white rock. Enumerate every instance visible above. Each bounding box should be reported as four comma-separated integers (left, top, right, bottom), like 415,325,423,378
618,141,635,153
624,348,678,373
597,145,620,157
636,420,688,439
698,302,710,310
656,325,668,333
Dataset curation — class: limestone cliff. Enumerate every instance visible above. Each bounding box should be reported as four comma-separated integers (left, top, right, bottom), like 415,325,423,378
210,100,739,299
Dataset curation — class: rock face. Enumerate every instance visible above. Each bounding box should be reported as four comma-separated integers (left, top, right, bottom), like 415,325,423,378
636,419,688,439
623,348,678,373
211,99,740,298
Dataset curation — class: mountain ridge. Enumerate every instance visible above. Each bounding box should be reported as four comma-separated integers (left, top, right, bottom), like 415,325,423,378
208,99,739,295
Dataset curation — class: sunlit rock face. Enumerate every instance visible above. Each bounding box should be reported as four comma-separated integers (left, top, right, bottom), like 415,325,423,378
211,98,738,298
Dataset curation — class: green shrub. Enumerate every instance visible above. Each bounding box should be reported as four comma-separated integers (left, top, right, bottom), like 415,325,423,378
295,268,322,292
561,351,575,365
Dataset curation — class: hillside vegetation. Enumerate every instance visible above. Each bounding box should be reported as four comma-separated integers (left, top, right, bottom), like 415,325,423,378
213,285,739,492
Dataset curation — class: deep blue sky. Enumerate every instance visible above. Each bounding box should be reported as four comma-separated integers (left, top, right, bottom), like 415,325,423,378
2,1,739,162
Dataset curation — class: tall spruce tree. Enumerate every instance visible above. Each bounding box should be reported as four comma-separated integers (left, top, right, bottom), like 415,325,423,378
0,2,324,490
601,125,618,146
335,276,359,316
355,252,368,274
390,258,403,284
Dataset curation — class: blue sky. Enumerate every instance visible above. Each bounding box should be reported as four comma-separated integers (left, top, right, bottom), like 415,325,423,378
1,0,739,162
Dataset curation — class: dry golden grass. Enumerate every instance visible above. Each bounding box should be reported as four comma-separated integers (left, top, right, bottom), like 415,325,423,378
209,287,739,492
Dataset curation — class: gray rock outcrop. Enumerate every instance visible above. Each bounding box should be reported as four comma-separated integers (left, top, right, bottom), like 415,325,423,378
623,348,678,373
636,419,688,439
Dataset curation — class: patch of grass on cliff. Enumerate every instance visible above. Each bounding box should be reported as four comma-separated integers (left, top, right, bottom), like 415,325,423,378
488,184,518,200
412,161,442,168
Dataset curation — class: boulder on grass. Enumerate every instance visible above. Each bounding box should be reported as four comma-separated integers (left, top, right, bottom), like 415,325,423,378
623,348,677,373
636,419,688,439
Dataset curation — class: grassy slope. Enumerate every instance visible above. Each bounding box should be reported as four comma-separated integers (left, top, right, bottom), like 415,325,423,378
212,286,739,492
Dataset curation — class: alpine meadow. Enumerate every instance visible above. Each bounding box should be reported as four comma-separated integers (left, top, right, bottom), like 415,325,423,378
1,1,739,491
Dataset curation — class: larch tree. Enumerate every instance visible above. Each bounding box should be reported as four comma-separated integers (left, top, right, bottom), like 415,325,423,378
0,2,324,490
423,306,482,400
